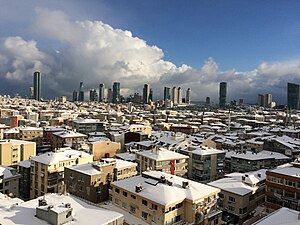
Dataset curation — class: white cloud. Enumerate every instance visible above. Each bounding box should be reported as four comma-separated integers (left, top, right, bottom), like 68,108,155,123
0,7,299,103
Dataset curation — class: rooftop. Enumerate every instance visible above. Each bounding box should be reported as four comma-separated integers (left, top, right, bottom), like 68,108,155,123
136,148,189,161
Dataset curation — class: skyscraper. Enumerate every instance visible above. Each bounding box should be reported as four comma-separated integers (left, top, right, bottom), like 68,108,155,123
206,97,210,105
177,87,182,104
219,82,227,107
149,89,153,102
72,90,78,101
265,94,272,108
287,82,300,109
99,83,105,102
78,82,84,102
257,94,265,107
112,82,120,104
33,71,41,101
89,89,98,102
164,87,170,101
172,86,178,104
186,88,191,105
143,84,150,104
107,88,112,103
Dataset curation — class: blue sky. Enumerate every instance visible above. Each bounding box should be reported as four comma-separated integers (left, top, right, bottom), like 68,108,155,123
0,0,300,103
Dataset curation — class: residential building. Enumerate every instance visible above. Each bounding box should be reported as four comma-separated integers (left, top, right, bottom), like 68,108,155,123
0,139,36,167
72,118,103,135
225,150,290,173
135,147,188,177
65,158,137,203
209,169,266,224
179,146,225,183
219,82,227,107
0,166,21,197
110,170,221,225
18,160,31,200
87,139,121,160
52,130,87,149
0,193,124,225
265,161,300,212
30,148,93,199
172,86,178,104
4,127,43,146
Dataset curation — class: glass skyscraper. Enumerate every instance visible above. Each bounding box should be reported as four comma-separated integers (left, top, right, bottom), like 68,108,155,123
219,82,227,107
33,71,41,101
112,82,120,103
287,82,300,109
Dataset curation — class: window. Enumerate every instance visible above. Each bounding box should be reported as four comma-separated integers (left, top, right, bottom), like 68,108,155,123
115,198,119,205
228,206,235,212
122,202,127,209
96,186,102,193
123,191,127,197
131,194,136,199
218,193,224,198
151,203,158,210
130,205,136,213
142,211,148,220
229,196,235,202
115,188,120,193
142,199,148,206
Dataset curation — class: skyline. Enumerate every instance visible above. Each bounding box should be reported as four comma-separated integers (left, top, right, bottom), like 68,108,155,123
0,1,300,103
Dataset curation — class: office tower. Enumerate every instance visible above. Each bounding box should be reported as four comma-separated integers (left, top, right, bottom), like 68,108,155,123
206,97,211,105
78,82,84,102
177,87,182,104
258,94,265,107
33,71,41,101
287,82,300,109
164,87,170,101
149,89,153,102
239,99,244,105
143,84,150,104
265,94,272,108
186,88,191,105
29,87,34,99
107,88,112,103
172,86,178,104
112,82,120,104
89,89,98,102
99,83,105,102
72,90,78,101
219,82,227,107
133,93,142,103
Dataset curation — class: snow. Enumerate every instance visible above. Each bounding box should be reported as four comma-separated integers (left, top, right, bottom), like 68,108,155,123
0,193,123,225
136,148,188,161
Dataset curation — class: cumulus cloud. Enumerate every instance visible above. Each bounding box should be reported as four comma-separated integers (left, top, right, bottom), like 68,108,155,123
0,7,299,104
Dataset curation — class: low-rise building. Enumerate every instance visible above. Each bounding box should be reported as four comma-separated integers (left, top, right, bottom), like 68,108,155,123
179,146,225,183
110,170,222,225
135,147,188,177
265,161,300,212
209,169,266,224
0,166,21,197
0,139,36,166
52,130,87,149
225,150,290,173
30,148,93,199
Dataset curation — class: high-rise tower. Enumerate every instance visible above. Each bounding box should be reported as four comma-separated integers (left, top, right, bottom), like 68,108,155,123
78,82,84,102
287,82,300,109
33,71,41,101
164,87,170,101
219,82,227,107
186,88,191,105
99,83,105,102
112,82,120,103
172,87,178,104
177,87,182,104
143,84,150,104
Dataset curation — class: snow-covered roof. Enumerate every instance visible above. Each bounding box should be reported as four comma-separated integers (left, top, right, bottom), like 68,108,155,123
269,165,300,178
0,193,123,225
253,207,300,225
112,171,219,206
136,148,188,161
225,150,289,161
53,130,87,138
31,148,92,165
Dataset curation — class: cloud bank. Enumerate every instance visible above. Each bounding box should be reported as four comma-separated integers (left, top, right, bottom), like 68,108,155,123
0,7,300,104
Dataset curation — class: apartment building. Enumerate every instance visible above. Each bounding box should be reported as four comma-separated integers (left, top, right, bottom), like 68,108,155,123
88,139,121,160
135,147,188,177
65,158,137,203
265,161,300,211
209,169,266,224
4,126,43,146
0,139,36,166
179,146,225,183
120,124,152,136
18,160,31,200
30,148,93,199
110,170,221,225
225,150,290,173
72,118,104,134
0,166,21,197
52,130,87,149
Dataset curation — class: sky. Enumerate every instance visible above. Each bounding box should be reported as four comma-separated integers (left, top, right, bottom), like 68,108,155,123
0,0,300,104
